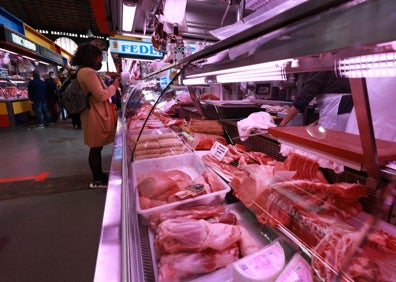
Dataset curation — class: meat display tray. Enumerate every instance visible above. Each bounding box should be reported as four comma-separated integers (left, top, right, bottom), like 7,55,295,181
146,202,296,282
131,153,231,221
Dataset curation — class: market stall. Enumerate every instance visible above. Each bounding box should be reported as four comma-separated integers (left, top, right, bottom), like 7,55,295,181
0,22,65,129
95,1,396,281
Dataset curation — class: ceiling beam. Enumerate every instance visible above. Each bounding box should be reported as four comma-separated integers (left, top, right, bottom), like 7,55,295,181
90,0,112,34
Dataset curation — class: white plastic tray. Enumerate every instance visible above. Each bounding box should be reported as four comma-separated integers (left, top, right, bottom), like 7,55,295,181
131,153,231,221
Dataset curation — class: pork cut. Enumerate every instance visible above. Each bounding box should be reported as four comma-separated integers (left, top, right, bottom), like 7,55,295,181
312,228,396,281
158,245,239,282
154,218,242,255
148,205,227,230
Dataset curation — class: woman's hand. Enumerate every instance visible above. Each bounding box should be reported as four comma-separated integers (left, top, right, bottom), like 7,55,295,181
112,77,120,89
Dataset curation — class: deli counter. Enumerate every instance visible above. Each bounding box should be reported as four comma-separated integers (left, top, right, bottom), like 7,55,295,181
94,1,396,281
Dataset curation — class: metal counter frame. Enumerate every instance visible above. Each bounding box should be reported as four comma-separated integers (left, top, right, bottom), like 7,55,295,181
93,119,123,282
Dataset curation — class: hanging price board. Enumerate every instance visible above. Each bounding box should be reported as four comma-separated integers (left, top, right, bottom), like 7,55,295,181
209,141,229,161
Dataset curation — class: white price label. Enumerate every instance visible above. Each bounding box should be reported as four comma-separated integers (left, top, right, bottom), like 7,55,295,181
209,141,228,161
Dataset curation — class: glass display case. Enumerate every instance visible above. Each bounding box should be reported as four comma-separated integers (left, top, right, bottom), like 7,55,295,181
95,1,396,281
0,78,31,129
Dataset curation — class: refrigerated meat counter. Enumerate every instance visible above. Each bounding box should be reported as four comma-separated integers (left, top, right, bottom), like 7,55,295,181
93,77,396,282
93,0,396,281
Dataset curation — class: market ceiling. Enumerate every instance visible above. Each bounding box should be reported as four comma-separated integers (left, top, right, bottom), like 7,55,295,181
0,0,104,42
0,0,268,43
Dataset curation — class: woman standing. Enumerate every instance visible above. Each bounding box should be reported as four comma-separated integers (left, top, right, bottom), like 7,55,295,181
70,43,120,188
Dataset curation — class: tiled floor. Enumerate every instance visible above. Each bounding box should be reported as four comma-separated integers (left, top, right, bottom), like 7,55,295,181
0,119,113,281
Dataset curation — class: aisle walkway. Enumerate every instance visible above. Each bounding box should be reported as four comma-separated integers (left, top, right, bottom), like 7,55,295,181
0,120,113,282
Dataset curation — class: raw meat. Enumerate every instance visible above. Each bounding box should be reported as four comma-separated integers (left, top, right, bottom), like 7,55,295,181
202,170,226,192
270,180,368,207
281,152,328,183
139,196,167,210
251,179,368,249
137,171,180,201
238,225,262,256
137,168,226,209
158,245,239,282
148,205,227,230
151,206,263,281
201,154,247,181
154,218,242,254
230,164,274,207
185,132,227,150
148,205,238,232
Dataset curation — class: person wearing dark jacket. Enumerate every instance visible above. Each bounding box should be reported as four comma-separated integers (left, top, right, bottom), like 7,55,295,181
279,71,353,131
28,69,51,128
45,71,59,122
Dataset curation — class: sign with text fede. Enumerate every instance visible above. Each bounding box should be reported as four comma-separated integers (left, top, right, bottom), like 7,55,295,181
109,38,163,59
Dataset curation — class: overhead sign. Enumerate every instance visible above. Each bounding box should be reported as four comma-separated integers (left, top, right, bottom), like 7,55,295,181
4,28,38,53
109,38,163,59
39,45,63,65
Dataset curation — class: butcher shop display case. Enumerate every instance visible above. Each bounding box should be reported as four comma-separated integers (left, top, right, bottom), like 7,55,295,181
95,1,396,282
0,78,31,129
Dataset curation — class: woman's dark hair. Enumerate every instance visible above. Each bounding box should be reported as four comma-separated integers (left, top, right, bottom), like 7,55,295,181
70,43,103,68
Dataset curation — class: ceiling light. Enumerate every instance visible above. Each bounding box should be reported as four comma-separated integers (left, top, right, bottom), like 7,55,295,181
216,70,285,83
0,48,17,55
38,60,50,65
337,52,396,78
183,59,289,85
22,55,36,61
183,77,208,85
122,3,137,32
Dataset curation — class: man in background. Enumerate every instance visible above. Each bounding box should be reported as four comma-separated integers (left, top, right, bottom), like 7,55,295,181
28,69,51,128
45,71,59,122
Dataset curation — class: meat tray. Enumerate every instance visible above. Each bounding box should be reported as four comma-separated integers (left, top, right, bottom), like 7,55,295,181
131,153,231,221
147,202,295,282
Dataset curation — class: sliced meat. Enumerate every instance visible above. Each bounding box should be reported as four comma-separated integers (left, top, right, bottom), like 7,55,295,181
154,218,242,254
137,171,180,201
158,245,239,282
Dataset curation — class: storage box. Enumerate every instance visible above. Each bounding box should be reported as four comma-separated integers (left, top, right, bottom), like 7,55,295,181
132,153,231,221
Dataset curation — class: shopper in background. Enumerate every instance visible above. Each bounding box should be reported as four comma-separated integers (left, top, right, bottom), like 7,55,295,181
279,71,353,131
57,67,70,121
45,71,59,122
28,69,51,128
67,70,82,129
70,42,120,188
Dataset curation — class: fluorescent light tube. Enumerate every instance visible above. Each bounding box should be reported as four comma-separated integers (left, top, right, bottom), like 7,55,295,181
122,3,137,32
0,48,18,55
185,59,290,79
216,71,285,83
22,55,36,61
183,77,208,85
39,61,50,65
337,52,396,78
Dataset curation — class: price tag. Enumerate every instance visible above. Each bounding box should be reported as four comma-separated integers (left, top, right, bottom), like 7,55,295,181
209,141,228,161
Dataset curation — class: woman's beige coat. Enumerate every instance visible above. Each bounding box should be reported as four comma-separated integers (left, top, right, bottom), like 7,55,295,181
77,67,117,147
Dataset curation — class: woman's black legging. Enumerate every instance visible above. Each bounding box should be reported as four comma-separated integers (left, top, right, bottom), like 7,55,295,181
89,146,103,181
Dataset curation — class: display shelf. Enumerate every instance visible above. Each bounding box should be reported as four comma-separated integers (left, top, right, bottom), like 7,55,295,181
268,126,396,169
96,1,396,281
